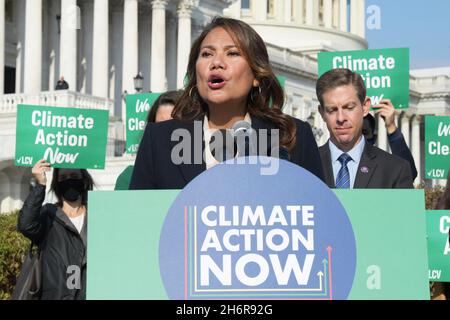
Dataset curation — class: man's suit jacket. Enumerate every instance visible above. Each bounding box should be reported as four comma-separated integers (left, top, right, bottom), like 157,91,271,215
130,115,325,189
319,141,414,189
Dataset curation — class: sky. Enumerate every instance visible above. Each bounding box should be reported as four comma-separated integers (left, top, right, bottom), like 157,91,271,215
365,0,450,69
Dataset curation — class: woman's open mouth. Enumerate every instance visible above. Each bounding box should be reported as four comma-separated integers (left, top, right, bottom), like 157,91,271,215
208,76,226,89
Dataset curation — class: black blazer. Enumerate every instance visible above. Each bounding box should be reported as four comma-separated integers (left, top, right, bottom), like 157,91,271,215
319,140,414,189
130,115,325,189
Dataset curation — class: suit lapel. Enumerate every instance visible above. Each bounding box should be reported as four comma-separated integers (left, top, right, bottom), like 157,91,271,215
170,118,206,185
250,115,276,156
320,142,336,188
354,142,377,188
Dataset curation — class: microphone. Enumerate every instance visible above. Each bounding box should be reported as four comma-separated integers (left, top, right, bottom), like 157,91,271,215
232,120,256,157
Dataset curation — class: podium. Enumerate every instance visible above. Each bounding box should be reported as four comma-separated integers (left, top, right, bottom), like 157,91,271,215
87,160,431,300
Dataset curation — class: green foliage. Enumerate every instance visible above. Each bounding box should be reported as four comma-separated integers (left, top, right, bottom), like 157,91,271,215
0,211,30,300
423,185,445,210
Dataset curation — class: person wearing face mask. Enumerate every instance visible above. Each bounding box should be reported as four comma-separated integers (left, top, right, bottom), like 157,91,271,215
17,159,94,300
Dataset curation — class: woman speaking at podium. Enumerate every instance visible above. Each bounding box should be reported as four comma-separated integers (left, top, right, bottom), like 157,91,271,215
130,17,324,190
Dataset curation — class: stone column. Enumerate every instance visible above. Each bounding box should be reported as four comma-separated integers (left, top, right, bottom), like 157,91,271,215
92,0,109,97
253,0,267,21
122,0,139,121
60,0,77,90
323,0,333,28
339,0,347,32
350,0,358,35
401,113,410,147
0,0,5,94
284,0,292,23
151,0,168,92
292,0,304,24
411,116,421,184
24,0,42,94
177,0,193,89
333,0,340,28
358,0,365,38
305,0,319,26
225,0,241,19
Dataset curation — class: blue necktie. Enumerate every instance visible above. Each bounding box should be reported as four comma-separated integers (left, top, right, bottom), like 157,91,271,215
336,153,352,189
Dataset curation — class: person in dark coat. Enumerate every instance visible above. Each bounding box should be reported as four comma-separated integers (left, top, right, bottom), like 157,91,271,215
17,159,94,300
130,17,324,190
362,99,417,181
55,76,69,90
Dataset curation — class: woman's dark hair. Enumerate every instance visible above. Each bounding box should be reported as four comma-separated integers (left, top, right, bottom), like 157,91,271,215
50,168,94,207
436,170,450,210
172,16,297,150
147,90,184,123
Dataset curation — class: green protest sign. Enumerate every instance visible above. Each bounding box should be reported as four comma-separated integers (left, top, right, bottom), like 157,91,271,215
425,116,450,179
15,104,108,169
426,210,450,282
276,75,286,89
318,48,410,109
125,93,161,154
87,188,428,300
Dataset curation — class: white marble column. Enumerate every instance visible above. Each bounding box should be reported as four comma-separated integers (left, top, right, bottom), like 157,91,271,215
283,0,292,23
401,113,410,147
24,0,42,94
253,0,267,21
350,0,358,35
60,0,77,90
339,0,347,32
377,115,388,151
0,0,5,94
15,0,25,93
122,0,139,104
323,0,333,28
305,0,319,26
151,0,168,92
225,0,241,19
92,0,109,97
292,0,304,24
358,0,365,38
177,1,193,89
333,0,340,28
411,116,421,184
274,0,283,21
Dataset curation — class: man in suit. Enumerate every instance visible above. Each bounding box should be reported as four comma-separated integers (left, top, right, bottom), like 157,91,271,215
316,68,413,189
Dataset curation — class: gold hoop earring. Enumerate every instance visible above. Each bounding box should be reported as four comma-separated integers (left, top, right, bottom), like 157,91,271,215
250,86,262,104
189,86,197,100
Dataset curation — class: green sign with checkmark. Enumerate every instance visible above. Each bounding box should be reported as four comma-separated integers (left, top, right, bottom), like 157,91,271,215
425,116,450,180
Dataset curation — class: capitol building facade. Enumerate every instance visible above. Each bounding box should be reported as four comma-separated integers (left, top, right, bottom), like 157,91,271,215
0,0,449,213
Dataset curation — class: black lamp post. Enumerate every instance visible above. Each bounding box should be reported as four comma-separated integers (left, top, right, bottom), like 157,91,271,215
133,72,144,93
56,14,61,34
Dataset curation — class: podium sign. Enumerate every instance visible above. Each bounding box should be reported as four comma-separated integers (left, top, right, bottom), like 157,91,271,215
426,210,450,282
87,161,429,300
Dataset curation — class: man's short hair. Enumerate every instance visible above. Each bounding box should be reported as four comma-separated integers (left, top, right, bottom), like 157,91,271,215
316,68,366,107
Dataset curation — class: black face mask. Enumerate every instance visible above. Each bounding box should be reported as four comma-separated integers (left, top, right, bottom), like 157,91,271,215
59,179,85,202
